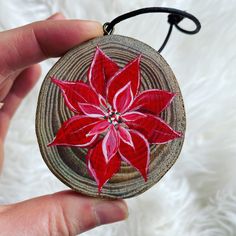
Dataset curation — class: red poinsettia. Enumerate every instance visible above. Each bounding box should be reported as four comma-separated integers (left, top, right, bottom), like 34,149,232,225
49,47,182,191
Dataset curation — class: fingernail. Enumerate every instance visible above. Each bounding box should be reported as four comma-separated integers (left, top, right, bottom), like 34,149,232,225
47,12,65,20
94,200,128,225
78,20,104,36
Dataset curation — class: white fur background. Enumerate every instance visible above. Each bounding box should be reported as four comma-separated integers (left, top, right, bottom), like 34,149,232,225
0,0,236,235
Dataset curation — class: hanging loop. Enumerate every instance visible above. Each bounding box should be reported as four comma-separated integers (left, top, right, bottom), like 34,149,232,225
103,7,201,53
103,22,115,35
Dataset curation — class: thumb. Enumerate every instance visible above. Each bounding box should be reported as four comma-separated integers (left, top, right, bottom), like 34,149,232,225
0,190,128,236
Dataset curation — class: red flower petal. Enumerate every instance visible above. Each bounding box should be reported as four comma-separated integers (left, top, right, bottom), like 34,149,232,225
87,120,110,136
51,76,99,113
121,111,146,122
113,82,133,113
48,116,100,147
119,130,150,181
118,126,134,147
87,141,121,192
106,55,141,105
129,89,175,116
102,125,119,162
126,114,182,144
79,103,105,118
98,94,107,109
88,47,119,96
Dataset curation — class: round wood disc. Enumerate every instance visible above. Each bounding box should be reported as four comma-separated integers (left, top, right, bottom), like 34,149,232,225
36,35,186,199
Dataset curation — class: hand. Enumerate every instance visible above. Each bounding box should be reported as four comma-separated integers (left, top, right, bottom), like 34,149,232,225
0,13,128,236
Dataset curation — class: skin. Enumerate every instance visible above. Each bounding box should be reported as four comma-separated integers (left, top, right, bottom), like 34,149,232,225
0,13,128,236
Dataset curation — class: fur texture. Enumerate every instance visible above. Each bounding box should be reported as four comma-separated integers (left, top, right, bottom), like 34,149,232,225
0,0,236,235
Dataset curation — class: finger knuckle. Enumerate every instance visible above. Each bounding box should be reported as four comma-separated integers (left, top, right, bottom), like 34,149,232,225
46,195,76,236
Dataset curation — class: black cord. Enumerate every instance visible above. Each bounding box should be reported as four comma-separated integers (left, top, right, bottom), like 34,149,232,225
103,7,201,53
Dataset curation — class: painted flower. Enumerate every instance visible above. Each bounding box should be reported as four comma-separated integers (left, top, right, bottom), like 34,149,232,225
49,47,182,191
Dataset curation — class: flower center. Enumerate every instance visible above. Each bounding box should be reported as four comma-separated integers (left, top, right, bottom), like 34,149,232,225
104,108,122,126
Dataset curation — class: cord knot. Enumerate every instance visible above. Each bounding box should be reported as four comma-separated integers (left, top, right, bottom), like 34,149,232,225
168,13,184,25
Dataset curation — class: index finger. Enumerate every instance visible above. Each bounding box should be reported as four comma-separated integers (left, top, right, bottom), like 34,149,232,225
0,19,103,74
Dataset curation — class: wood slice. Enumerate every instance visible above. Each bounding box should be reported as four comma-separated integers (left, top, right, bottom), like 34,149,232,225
36,35,186,199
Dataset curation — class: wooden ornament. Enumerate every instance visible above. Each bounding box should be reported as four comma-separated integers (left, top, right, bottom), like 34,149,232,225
36,35,186,199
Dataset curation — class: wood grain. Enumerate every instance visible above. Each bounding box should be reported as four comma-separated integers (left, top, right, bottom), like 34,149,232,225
36,35,186,199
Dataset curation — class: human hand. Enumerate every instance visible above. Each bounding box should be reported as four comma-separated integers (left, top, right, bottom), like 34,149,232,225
0,13,128,236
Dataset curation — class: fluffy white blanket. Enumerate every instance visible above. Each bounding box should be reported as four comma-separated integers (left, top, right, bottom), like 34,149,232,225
0,0,236,235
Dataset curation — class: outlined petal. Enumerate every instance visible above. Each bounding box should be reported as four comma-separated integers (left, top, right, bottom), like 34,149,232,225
78,103,106,118
113,82,133,113
51,76,99,113
98,94,107,109
121,111,146,122
87,120,110,136
48,116,100,147
87,141,121,192
126,114,182,144
102,125,119,162
129,89,176,115
119,130,150,181
106,55,141,104
100,48,120,82
88,47,119,96
118,126,134,147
